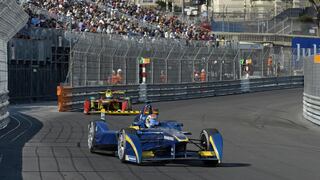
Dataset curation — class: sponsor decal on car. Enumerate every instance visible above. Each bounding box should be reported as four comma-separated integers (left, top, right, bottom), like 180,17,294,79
164,136,174,141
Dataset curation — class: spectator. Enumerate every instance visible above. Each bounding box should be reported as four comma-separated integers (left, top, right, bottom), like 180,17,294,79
200,69,206,82
277,62,281,77
160,70,166,83
21,0,218,42
267,56,273,76
111,70,117,84
116,68,123,84
194,71,200,82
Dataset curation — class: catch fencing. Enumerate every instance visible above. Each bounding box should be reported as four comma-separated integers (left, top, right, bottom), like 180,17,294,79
66,32,300,87
8,28,70,102
0,0,28,129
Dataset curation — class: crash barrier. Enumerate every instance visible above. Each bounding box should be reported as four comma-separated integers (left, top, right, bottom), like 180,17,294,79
145,76,303,102
57,76,303,112
57,84,140,112
303,93,320,126
0,91,10,129
303,55,320,125
0,0,29,129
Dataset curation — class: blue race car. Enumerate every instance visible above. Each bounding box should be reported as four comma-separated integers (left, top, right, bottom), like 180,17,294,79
87,104,223,166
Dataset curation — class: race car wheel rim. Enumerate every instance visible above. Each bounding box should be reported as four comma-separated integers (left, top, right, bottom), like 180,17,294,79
88,122,94,150
200,131,210,150
118,131,126,160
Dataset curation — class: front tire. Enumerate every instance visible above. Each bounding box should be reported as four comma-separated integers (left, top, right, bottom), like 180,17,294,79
117,128,138,163
200,129,220,167
118,129,127,162
88,121,96,153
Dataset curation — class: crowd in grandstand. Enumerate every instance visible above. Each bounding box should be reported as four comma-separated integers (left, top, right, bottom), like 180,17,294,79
22,0,216,41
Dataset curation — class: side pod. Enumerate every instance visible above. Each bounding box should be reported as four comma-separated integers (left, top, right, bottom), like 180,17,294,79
93,120,118,149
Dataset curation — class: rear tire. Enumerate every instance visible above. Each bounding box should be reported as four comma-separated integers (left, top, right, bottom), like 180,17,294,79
200,129,220,167
88,121,96,153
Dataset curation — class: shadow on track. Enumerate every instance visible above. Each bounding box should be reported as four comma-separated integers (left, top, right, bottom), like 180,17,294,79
123,160,251,168
0,113,43,180
92,148,251,168
219,162,251,168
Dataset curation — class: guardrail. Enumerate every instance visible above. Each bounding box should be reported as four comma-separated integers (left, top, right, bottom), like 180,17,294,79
303,93,320,126
0,91,10,129
57,85,140,111
57,76,303,112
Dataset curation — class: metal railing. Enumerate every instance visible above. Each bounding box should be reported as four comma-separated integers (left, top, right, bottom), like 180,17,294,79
0,0,28,129
303,55,320,125
58,76,303,111
0,90,9,129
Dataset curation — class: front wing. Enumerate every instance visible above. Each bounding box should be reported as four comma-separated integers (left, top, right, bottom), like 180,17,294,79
89,110,141,115
141,150,219,162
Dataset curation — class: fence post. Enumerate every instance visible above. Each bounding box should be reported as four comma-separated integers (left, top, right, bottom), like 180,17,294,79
220,60,223,81
233,60,236,80
261,48,264,77
124,46,130,85
139,84,148,103
98,49,102,84
85,53,88,86
151,60,154,84
206,59,209,82
179,60,182,83
192,60,195,82
136,57,139,84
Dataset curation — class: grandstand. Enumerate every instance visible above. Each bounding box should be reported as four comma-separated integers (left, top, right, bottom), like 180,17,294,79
22,0,214,41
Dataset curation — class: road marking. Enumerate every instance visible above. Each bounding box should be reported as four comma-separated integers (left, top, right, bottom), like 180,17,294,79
0,115,21,140
10,114,33,142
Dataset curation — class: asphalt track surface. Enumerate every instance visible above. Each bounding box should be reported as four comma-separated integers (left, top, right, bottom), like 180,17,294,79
1,88,320,180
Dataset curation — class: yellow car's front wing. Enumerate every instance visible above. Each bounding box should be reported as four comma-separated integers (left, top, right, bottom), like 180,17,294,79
89,110,141,115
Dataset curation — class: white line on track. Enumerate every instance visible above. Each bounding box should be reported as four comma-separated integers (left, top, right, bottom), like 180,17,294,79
10,114,33,142
0,115,21,140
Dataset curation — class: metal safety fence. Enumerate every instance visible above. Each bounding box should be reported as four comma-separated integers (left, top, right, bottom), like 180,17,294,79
66,32,300,88
58,76,303,111
0,0,28,129
8,27,70,102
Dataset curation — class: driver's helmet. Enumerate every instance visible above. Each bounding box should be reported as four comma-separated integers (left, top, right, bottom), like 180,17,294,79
105,90,113,99
145,114,159,128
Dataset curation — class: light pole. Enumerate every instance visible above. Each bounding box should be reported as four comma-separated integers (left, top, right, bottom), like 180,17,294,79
172,0,174,12
182,0,185,15
206,0,209,22
243,0,246,20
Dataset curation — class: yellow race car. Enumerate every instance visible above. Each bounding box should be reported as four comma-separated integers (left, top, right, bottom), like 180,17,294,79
83,90,140,115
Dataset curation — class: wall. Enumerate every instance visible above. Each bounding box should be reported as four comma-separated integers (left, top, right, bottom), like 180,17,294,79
0,0,28,129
